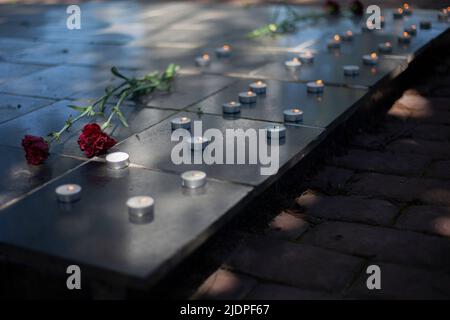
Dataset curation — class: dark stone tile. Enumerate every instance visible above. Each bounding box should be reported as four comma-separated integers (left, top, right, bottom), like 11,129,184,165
0,93,54,124
188,79,367,129
0,162,253,285
0,61,49,84
251,52,406,88
0,145,83,209
0,65,115,99
117,111,324,186
0,100,175,157
139,74,235,110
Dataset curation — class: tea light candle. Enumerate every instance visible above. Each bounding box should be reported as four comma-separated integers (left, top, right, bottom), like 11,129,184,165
341,30,354,41
266,124,286,140
438,8,448,21
403,3,412,15
405,25,417,36
284,57,301,70
238,90,257,104
298,51,314,64
398,31,411,44
343,65,360,76
215,44,232,58
55,184,81,203
181,170,207,189
363,52,379,65
393,8,404,19
188,136,210,151
283,108,303,122
171,116,192,130
378,41,393,53
307,80,324,93
127,196,154,223
222,101,241,114
249,81,267,94
420,20,432,29
106,152,130,170
380,16,385,28
327,34,341,49
195,53,211,67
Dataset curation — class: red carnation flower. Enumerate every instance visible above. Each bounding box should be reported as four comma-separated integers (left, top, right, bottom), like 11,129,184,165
77,123,117,158
324,0,340,15
350,0,364,16
21,135,49,165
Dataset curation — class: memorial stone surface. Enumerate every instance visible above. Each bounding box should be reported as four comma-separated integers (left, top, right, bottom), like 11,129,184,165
0,1,447,289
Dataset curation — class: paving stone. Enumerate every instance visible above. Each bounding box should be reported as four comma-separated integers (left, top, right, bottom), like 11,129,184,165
396,205,450,238
188,78,367,129
385,122,450,142
225,237,364,293
348,172,450,205
386,138,450,159
0,145,83,209
117,111,324,186
0,93,54,124
350,133,389,150
330,149,430,176
251,52,405,88
0,61,49,84
425,160,450,179
246,283,339,300
0,65,115,99
193,269,257,300
302,221,450,272
347,262,450,299
140,74,235,110
0,100,175,157
266,211,309,241
0,162,253,285
308,166,354,192
296,193,397,226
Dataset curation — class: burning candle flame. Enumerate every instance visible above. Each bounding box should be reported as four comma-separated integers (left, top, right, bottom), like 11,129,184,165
397,8,404,14
67,185,75,191
370,52,378,59
403,3,409,10
180,117,189,122
247,91,254,95
316,80,323,85
334,34,341,41
403,31,410,37
202,53,210,60
257,80,263,85
230,101,236,105
293,57,300,63
385,42,392,47
292,108,301,113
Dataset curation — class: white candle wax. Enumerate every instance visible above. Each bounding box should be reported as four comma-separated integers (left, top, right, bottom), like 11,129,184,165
181,170,207,189
398,32,411,44
343,65,360,76
215,45,232,58
438,9,448,21
127,196,154,223
284,58,302,70
283,108,303,122
195,54,211,67
362,53,379,65
307,80,324,93
238,91,257,104
266,124,286,139
55,184,82,203
405,25,417,36
378,42,393,53
341,30,354,41
171,116,192,130
188,136,210,151
106,152,130,170
249,81,267,94
222,101,241,114
298,52,314,64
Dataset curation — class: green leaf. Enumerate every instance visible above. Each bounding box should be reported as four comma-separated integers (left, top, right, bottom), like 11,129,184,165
116,110,129,128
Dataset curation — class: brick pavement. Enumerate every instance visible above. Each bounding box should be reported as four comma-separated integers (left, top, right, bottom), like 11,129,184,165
192,47,450,300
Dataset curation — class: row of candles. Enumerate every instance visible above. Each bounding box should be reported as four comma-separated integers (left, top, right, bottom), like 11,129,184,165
55,151,208,223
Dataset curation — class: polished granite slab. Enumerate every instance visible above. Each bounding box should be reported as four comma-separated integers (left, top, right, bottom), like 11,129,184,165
0,93,54,124
0,161,253,285
0,145,83,209
0,61,49,84
250,51,406,87
187,79,367,128
0,100,175,157
115,111,324,186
